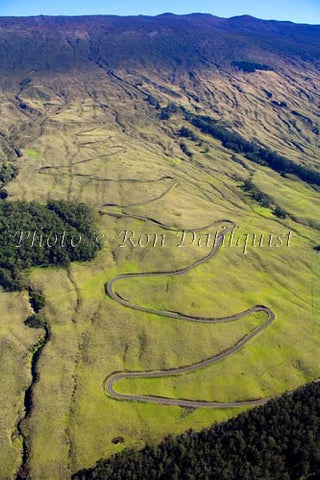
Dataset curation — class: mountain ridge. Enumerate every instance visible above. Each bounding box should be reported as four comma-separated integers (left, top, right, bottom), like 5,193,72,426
0,13,320,73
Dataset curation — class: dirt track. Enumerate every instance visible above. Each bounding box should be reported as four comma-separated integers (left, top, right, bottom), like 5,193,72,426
104,217,275,408
38,134,275,408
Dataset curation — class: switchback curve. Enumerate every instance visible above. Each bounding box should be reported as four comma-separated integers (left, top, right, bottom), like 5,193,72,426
104,218,275,408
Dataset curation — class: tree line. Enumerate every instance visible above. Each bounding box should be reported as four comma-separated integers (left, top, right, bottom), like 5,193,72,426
72,382,320,480
0,199,101,291
186,114,320,186
0,161,19,198
232,61,273,73
242,178,287,218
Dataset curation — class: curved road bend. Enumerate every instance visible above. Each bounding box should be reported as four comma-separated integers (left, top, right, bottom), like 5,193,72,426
35,126,275,408
104,218,275,408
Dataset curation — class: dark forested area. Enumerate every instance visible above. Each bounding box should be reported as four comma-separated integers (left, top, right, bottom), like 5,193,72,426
231,61,273,73
186,114,320,186
73,382,320,480
241,178,288,218
0,200,101,290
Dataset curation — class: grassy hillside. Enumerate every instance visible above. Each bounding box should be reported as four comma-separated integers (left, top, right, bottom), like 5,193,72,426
0,15,319,479
72,381,320,480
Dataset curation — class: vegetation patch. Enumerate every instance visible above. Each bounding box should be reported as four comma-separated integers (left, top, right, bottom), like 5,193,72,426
24,313,47,329
176,126,200,142
242,178,273,207
29,287,46,312
0,200,101,291
145,95,160,109
232,61,273,73
186,113,320,186
179,142,193,158
111,436,125,445
158,103,179,120
241,178,287,218
0,161,19,199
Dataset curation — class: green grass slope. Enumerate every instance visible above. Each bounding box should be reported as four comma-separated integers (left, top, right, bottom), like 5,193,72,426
0,57,319,479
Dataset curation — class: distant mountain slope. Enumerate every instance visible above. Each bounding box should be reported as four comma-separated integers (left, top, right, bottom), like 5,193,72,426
0,14,320,173
0,14,320,72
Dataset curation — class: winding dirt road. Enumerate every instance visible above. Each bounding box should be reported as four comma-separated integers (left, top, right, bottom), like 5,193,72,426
37,131,275,408
104,218,275,408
